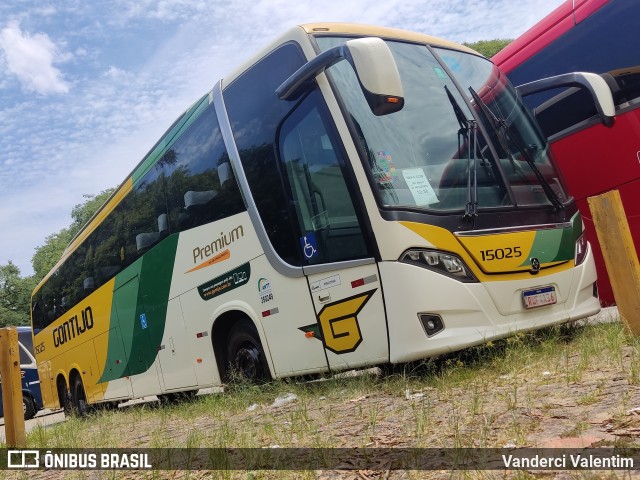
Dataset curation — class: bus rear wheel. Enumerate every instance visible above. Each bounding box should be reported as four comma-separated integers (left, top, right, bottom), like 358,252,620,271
71,376,88,417
226,320,271,383
22,393,36,420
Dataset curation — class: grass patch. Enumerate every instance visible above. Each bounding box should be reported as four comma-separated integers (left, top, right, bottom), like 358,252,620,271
4,318,640,478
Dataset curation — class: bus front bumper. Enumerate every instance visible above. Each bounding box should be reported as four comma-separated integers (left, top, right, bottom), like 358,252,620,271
379,246,600,364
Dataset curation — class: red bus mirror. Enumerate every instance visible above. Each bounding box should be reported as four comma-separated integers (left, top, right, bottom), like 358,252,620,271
516,72,615,126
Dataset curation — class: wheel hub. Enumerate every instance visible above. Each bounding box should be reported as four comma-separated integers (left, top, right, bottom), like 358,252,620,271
236,344,260,379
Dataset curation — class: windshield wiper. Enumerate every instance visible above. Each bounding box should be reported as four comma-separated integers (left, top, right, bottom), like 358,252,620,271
445,86,479,218
445,85,469,133
468,87,564,211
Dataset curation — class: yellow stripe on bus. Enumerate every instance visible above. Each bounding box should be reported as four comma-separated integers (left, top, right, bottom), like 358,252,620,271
400,222,574,281
36,278,116,404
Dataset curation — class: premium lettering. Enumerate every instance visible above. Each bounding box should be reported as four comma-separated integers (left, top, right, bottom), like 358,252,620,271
192,225,244,264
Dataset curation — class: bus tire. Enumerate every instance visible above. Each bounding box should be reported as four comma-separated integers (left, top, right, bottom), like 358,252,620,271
57,377,73,416
23,393,36,420
226,320,271,383
71,376,88,417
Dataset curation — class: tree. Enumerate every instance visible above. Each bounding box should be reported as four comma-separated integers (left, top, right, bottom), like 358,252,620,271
0,262,36,326
464,39,512,58
0,189,116,326
1,188,115,326
31,189,114,281
69,190,115,238
31,230,74,281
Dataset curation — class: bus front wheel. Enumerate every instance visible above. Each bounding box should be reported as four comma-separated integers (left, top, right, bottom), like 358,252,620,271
226,320,271,383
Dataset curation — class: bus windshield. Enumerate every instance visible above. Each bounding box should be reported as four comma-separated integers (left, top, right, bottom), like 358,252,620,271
316,37,568,213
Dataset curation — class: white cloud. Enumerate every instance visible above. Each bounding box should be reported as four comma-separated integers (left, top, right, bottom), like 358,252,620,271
0,0,567,276
0,21,70,95
112,0,208,23
104,65,132,80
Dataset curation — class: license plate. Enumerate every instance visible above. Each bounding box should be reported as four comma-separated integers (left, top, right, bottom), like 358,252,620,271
522,286,557,309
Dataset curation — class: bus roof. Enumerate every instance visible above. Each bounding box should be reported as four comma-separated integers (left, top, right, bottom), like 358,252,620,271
221,23,479,88
492,0,609,73
300,23,478,53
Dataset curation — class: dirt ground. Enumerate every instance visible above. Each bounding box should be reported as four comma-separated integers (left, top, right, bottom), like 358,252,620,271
11,311,640,480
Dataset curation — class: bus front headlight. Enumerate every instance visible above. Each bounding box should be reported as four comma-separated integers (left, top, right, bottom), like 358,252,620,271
400,249,478,283
574,232,588,266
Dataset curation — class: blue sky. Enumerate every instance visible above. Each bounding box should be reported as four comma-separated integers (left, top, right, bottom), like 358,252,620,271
0,0,565,276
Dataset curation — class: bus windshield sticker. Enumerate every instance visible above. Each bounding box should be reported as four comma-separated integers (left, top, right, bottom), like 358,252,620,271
402,168,439,205
300,232,319,260
139,313,148,330
433,66,448,79
375,151,398,183
197,262,251,301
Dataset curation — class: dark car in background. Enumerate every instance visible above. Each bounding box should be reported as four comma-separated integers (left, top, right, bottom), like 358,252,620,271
0,326,43,420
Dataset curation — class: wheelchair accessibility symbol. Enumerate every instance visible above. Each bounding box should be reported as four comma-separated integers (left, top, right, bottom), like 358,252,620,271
300,233,319,259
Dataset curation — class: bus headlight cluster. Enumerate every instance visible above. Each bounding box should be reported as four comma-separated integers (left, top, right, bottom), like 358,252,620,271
574,232,588,266
400,249,478,282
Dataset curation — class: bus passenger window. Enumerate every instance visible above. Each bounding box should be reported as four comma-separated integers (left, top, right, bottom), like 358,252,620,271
162,105,244,233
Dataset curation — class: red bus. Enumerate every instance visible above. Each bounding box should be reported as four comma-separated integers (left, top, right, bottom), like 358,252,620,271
493,0,640,306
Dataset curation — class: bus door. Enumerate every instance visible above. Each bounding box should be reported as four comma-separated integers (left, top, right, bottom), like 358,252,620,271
279,90,389,371
221,43,387,375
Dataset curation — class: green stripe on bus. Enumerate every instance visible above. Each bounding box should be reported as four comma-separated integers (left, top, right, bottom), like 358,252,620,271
99,234,179,383
99,260,142,383
519,213,582,266
130,233,180,374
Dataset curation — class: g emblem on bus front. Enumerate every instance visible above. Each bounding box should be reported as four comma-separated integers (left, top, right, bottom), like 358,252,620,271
530,257,541,273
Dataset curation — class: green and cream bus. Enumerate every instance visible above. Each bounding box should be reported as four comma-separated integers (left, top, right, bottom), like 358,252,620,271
31,23,613,412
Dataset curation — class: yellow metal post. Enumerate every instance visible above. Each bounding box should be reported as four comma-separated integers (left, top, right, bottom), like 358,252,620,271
588,190,640,334
0,327,27,446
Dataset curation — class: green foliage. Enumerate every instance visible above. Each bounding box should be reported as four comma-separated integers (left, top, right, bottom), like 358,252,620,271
31,189,114,281
0,189,114,326
31,230,74,281
69,190,115,239
0,262,36,326
464,39,512,58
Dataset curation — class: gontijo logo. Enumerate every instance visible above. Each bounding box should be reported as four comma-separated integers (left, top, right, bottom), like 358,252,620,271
299,290,376,354
53,306,94,348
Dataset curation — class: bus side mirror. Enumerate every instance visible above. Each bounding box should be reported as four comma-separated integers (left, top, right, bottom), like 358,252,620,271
276,37,404,116
516,72,615,127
